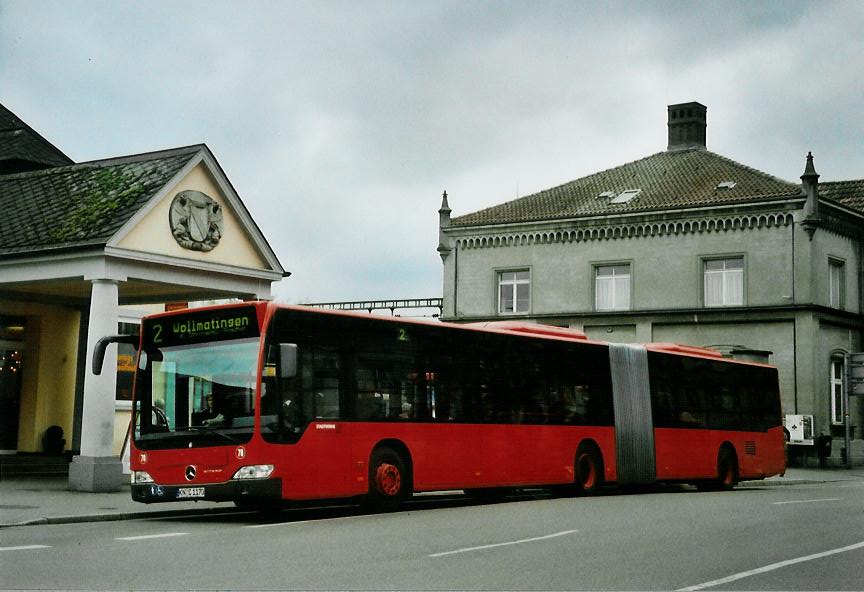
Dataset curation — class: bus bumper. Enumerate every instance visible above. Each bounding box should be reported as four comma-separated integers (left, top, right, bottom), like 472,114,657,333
131,478,283,504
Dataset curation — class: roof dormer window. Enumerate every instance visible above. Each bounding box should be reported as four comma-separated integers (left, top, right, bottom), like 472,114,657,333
597,191,616,199
716,181,737,190
610,189,641,204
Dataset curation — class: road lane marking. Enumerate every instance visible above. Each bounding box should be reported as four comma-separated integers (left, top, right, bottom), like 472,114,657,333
0,545,51,552
429,530,578,557
772,498,841,505
116,532,189,541
245,514,379,529
246,520,316,529
677,540,864,591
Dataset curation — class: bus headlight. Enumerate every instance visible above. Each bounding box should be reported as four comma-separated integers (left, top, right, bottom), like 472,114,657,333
232,465,275,480
132,471,155,484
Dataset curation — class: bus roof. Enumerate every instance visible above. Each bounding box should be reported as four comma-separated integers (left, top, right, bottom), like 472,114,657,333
464,321,588,341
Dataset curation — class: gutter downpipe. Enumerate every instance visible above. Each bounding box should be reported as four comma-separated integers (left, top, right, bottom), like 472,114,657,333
453,243,458,319
792,214,798,413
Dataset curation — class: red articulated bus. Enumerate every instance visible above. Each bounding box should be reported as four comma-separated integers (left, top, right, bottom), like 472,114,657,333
94,302,785,511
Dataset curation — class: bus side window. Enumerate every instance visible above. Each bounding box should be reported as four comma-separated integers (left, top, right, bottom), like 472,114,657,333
355,368,383,420
310,349,341,419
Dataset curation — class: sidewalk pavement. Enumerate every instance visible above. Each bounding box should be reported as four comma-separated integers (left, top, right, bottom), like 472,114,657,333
2,468,863,528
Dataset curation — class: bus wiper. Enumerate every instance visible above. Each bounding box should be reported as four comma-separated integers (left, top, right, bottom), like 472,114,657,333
175,426,237,443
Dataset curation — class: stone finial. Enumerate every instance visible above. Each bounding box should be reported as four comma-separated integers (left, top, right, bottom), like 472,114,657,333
800,151,821,240
439,190,451,216
438,190,452,261
801,151,819,180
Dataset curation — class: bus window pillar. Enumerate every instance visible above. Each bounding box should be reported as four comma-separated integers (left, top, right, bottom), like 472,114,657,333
69,278,125,492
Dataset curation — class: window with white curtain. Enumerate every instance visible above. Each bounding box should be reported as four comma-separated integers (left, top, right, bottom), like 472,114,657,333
829,259,845,309
830,356,845,425
595,264,631,311
498,270,530,314
703,257,744,307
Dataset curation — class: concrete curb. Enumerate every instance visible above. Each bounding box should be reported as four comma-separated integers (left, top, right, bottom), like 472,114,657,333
739,477,863,488
739,479,815,488
0,506,243,529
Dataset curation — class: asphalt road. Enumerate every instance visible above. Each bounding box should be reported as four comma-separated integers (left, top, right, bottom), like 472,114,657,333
1,481,862,590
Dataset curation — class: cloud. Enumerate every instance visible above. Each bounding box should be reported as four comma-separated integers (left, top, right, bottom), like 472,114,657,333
2,0,862,305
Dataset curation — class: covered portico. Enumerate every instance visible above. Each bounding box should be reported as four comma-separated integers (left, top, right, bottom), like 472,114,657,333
1,126,285,491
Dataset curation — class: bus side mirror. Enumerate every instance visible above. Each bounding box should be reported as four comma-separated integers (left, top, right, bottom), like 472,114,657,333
92,335,139,375
279,344,298,379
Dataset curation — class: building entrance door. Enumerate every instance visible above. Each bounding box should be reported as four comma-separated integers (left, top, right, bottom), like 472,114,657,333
0,347,23,451
0,317,26,452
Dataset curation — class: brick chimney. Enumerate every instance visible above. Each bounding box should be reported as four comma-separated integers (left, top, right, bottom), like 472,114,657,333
667,102,707,150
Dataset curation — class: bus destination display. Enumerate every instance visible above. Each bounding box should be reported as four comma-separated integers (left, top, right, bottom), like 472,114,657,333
143,306,259,347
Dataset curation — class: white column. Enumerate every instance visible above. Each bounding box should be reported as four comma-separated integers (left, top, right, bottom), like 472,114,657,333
69,279,124,492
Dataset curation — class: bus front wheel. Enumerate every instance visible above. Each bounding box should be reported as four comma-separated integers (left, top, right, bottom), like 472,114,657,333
367,446,409,512
574,445,603,495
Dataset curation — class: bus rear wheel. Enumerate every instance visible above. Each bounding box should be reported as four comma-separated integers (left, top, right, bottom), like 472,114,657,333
697,447,739,491
716,448,739,490
574,445,603,495
367,446,409,512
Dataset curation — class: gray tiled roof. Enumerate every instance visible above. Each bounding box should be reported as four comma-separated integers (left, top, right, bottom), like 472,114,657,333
820,179,864,213
0,104,74,170
0,145,202,256
452,148,804,227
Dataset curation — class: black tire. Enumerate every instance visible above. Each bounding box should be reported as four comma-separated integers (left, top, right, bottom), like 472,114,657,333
573,444,604,495
696,447,739,491
367,446,410,512
716,447,739,490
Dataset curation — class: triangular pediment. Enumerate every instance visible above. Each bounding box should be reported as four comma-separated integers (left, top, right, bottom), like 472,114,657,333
110,148,282,274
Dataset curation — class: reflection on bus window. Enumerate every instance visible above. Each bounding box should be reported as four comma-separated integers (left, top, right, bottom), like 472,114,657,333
261,345,342,443
135,338,259,443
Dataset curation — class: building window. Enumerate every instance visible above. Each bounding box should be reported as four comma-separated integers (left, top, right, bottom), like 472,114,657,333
704,257,743,307
595,264,631,311
498,270,530,314
830,356,845,425
829,259,845,309
116,321,140,402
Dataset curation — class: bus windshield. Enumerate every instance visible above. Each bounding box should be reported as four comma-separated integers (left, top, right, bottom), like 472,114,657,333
134,337,260,449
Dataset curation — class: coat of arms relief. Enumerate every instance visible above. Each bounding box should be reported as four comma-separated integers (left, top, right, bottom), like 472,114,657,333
169,190,224,251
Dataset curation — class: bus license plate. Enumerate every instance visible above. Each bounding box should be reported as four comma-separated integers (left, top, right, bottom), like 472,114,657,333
177,487,205,499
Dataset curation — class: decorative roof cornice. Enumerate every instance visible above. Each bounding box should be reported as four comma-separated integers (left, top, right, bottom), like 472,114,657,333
453,211,794,250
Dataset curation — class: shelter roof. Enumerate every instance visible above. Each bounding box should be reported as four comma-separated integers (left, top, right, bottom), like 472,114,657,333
0,145,202,256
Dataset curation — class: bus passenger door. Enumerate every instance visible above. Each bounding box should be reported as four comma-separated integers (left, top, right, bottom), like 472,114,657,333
266,345,354,499
415,373,482,489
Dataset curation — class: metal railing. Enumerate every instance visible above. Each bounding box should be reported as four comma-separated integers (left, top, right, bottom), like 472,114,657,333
304,298,443,316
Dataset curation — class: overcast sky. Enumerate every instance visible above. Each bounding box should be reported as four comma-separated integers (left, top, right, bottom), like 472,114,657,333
2,1,862,306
